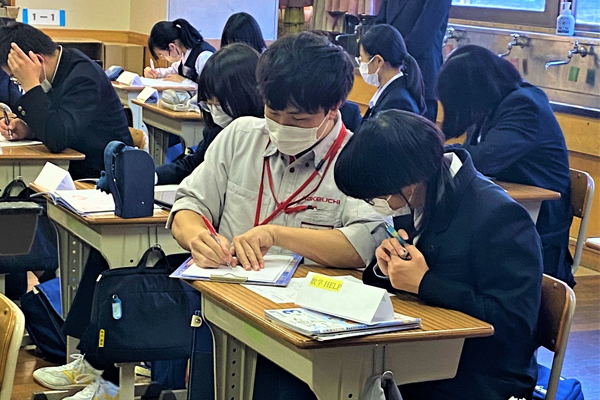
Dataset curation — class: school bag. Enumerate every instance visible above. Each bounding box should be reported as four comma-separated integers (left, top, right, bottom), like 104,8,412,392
533,363,584,400
20,277,66,364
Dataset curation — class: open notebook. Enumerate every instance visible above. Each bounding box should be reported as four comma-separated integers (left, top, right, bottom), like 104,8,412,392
170,254,302,286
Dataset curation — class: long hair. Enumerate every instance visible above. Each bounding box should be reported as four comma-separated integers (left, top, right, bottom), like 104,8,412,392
359,24,426,115
221,12,266,53
149,19,205,59
436,44,523,139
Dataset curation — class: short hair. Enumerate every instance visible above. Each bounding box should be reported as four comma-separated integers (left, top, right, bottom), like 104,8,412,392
149,19,204,59
436,44,523,139
221,12,266,53
198,43,263,119
0,23,57,66
257,31,354,114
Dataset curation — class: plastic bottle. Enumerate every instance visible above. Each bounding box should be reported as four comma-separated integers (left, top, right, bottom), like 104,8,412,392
556,1,575,36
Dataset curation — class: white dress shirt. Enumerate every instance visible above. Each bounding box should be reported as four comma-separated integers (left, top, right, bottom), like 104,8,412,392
369,72,404,109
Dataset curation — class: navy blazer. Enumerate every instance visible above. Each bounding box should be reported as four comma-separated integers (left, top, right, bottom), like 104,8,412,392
457,83,574,286
376,0,451,101
362,76,420,121
340,101,362,133
0,68,21,108
364,149,542,400
13,48,132,179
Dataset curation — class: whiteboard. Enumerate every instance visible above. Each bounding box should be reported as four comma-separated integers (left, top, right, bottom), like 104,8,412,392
168,0,279,41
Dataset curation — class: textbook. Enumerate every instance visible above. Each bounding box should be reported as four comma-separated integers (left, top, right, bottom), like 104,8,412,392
265,308,421,341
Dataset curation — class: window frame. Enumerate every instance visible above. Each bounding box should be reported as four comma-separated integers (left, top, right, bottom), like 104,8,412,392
449,0,562,28
571,0,600,33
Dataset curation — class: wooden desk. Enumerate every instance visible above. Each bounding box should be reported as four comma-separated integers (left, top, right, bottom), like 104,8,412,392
111,82,196,136
189,266,494,400
30,182,184,317
132,100,204,164
497,181,561,222
0,144,84,193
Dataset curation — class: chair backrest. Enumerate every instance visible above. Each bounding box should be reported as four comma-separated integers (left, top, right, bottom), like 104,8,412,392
569,168,595,273
129,127,148,152
0,293,25,400
537,274,576,400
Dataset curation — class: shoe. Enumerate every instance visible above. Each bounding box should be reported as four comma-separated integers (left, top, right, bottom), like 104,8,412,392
64,377,120,400
33,354,103,390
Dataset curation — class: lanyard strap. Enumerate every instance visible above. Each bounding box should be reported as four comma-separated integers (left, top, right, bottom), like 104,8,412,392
254,125,347,226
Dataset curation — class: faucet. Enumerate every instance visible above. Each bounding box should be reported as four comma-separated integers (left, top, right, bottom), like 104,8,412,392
498,34,529,58
545,41,588,70
443,27,465,45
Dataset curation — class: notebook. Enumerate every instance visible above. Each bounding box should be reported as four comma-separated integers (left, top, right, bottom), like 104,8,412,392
265,308,421,341
154,184,178,208
170,254,302,286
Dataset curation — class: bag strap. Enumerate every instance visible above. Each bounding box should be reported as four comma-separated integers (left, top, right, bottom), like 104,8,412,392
136,245,168,272
1,178,30,201
103,141,129,208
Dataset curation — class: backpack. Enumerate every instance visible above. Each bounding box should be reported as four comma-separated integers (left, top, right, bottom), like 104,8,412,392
532,363,584,400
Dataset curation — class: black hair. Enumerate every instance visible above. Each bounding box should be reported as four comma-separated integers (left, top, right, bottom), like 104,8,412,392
221,12,266,53
0,23,57,66
436,44,523,139
198,43,263,120
257,31,354,114
148,19,205,59
359,24,426,115
334,110,453,233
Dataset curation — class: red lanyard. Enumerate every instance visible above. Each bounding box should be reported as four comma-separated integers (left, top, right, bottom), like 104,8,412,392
254,125,348,226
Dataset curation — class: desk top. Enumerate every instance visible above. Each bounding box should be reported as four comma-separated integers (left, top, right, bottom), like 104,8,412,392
0,144,85,161
131,100,203,121
112,82,197,93
189,266,494,350
496,181,561,202
30,181,170,226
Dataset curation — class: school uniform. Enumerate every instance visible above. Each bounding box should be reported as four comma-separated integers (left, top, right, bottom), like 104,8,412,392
340,101,362,133
363,149,542,400
362,73,420,121
154,42,216,85
0,67,22,107
13,47,132,179
376,0,452,121
455,82,574,287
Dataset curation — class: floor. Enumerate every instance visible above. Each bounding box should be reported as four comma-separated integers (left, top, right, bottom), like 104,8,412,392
9,268,600,400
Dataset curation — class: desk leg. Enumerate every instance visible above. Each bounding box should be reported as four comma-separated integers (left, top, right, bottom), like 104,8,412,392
55,225,90,318
66,336,80,361
148,125,169,165
128,96,148,135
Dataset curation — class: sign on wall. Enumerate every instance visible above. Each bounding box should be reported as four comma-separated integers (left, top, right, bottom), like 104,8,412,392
22,9,65,26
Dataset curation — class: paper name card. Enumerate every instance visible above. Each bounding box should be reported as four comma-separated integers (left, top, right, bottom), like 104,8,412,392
295,272,395,325
116,71,143,87
137,87,158,103
34,162,75,192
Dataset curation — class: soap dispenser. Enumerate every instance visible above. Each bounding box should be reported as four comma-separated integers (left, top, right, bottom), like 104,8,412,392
556,1,575,36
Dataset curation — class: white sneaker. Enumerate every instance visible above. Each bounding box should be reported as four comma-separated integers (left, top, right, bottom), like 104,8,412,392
33,354,103,390
64,377,120,400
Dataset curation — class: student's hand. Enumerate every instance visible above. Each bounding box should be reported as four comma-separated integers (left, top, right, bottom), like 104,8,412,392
0,116,32,140
7,43,43,93
385,243,429,294
230,225,276,271
375,230,410,274
187,230,233,268
144,67,158,79
164,74,186,83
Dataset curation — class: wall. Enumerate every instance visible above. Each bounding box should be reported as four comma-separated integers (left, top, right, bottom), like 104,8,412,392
129,0,166,34
15,0,131,31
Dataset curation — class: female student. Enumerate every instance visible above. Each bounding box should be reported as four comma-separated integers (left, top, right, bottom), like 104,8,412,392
436,45,574,287
221,12,267,53
144,18,215,84
358,24,426,121
155,43,263,184
333,110,543,400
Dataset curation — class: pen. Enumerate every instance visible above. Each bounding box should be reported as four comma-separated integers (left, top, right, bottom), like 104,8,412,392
150,59,155,70
384,221,410,259
3,108,12,140
201,215,232,268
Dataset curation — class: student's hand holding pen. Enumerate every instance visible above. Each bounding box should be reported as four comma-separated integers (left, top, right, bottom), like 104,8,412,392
0,113,31,140
144,59,159,78
187,215,233,268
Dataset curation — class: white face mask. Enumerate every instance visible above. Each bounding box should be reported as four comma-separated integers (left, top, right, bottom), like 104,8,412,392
359,56,380,87
208,104,233,128
372,197,411,216
40,63,52,93
265,112,330,156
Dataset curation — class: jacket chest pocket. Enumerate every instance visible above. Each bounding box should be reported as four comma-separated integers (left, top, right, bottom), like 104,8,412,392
299,209,341,230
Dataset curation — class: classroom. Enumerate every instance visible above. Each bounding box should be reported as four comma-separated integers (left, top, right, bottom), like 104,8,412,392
0,0,598,399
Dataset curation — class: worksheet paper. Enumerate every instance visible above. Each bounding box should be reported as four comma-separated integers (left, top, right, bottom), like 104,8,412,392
0,137,43,147
139,78,194,89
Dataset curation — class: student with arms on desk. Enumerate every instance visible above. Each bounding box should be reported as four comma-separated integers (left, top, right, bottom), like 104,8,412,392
0,23,132,179
437,45,574,287
334,110,542,400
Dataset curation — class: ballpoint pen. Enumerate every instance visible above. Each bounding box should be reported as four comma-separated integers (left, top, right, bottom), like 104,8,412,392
384,221,410,259
150,59,155,70
201,215,232,268
3,108,13,139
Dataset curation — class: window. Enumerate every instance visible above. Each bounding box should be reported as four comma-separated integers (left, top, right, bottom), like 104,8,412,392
451,0,546,12
450,0,561,27
574,0,600,26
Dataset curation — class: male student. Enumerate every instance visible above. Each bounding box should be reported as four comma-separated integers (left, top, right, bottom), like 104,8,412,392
0,23,132,179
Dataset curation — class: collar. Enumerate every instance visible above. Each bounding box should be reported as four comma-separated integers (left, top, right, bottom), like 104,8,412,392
263,111,343,171
181,48,190,64
445,152,463,177
47,46,63,84
50,46,71,88
369,71,403,108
